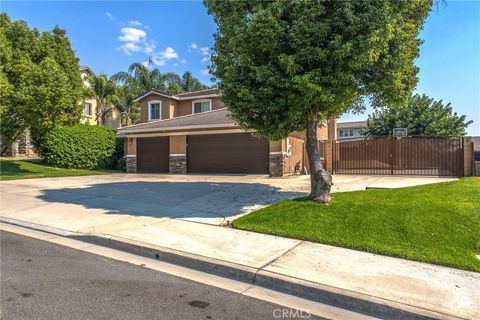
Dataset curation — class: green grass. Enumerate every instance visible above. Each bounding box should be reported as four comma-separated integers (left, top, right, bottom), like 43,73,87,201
233,178,480,272
0,159,112,181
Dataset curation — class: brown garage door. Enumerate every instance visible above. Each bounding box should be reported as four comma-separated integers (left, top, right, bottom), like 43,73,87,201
187,133,269,174
137,137,169,173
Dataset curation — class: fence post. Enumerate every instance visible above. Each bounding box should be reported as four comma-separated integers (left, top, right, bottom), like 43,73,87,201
463,137,473,177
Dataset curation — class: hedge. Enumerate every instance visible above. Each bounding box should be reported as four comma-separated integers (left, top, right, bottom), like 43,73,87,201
39,124,117,170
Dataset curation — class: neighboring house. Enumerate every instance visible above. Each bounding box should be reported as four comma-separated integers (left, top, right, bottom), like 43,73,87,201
117,88,332,176
337,120,367,140
2,66,121,157
80,66,121,129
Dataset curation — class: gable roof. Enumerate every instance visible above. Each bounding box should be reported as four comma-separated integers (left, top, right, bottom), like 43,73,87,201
79,66,95,76
117,108,236,134
337,120,367,129
133,88,219,102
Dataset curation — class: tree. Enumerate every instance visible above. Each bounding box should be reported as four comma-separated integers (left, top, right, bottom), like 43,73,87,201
204,0,431,203
181,71,208,92
111,62,208,95
85,74,117,126
113,85,138,126
0,14,83,154
363,94,472,137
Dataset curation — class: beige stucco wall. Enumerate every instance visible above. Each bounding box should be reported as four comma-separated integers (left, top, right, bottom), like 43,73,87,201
126,137,137,156
170,135,186,154
139,93,176,122
80,98,97,125
269,140,286,153
175,97,226,117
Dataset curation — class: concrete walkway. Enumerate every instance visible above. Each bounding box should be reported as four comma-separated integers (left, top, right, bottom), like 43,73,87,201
1,174,477,319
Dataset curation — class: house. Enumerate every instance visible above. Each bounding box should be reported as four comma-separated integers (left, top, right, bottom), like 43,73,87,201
117,88,332,176
337,120,367,140
3,67,121,157
80,66,121,129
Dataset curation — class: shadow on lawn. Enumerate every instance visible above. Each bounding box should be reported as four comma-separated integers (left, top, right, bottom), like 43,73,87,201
37,180,305,221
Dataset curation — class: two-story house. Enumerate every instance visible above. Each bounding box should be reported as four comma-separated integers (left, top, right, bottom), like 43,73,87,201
80,66,121,129
117,88,333,176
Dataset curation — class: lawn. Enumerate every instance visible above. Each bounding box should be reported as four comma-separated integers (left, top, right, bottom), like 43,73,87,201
233,178,480,272
0,159,112,181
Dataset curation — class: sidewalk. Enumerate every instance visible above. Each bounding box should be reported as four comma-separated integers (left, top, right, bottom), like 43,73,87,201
1,174,476,319
1,202,478,319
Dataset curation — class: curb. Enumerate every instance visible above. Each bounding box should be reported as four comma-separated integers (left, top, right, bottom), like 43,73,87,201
0,217,464,320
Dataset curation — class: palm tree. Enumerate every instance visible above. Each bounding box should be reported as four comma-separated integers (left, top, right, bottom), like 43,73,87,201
113,85,138,126
85,74,117,125
111,62,165,93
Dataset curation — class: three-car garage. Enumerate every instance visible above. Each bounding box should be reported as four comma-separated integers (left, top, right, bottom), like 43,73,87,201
136,133,269,174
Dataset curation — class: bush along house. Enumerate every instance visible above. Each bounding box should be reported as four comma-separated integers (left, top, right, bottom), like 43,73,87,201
117,88,335,176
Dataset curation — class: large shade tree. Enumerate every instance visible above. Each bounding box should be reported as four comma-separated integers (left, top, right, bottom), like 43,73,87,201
363,93,472,137
204,0,432,203
0,14,83,154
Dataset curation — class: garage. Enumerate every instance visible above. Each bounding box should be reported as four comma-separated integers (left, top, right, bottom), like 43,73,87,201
187,133,269,174
137,137,169,173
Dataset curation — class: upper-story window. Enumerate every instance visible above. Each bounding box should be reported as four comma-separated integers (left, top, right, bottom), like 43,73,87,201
84,103,92,117
148,100,162,120
192,99,212,114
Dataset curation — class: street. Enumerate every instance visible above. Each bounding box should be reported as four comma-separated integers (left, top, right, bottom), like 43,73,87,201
0,231,320,320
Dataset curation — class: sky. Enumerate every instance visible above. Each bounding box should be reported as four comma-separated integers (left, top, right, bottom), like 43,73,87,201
2,0,479,135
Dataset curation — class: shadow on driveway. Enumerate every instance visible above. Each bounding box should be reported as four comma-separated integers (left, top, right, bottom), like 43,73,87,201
37,180,305,223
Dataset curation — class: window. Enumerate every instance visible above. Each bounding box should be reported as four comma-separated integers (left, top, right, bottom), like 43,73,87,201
339,130,344,137
84,103,92,117
148,101,161,120
349,129,354,137
192,99,212,114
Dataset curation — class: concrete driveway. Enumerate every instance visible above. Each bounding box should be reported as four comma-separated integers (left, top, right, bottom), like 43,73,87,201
0,173,456,226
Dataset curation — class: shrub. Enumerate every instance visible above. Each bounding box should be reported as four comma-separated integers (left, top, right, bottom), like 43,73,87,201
39,124,116,170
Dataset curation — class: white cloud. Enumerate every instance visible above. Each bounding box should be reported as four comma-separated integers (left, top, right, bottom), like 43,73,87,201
200,68,210,76
162,47,178,59
128,20,143,27
105,12,115,20
200,46,209,55
114,22,183,67
118,27,146,43
190,45,212,64
118,42,142,55
150,47,180,66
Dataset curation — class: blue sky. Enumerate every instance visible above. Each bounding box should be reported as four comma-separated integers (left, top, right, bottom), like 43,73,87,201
2,0,479,135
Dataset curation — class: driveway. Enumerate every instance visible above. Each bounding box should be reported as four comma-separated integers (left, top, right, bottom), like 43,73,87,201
0,173,456,227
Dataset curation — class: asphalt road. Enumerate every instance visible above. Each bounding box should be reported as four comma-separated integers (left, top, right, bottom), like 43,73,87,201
0,231,321,320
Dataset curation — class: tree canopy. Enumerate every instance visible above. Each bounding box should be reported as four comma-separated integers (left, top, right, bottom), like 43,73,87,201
0,13,83,153
363,93,472,137
204,0,432,202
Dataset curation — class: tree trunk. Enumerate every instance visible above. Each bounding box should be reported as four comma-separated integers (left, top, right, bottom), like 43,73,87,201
306,119,332,203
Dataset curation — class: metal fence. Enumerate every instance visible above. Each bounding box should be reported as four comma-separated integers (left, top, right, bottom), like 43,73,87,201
333,136,463,176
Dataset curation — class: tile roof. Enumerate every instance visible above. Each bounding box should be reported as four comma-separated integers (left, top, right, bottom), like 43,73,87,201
133,88,219,102
117,108,236,133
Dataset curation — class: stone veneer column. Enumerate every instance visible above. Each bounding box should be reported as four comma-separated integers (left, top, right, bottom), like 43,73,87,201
169,154,187,173
125,137,137,173
125,155,137,173
269,152,288,177
169,135,187,174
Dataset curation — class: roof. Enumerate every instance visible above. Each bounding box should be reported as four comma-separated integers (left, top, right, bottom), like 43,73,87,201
337,120,367,129
79,66,95,76
133,88,219,102
117,108,236,134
